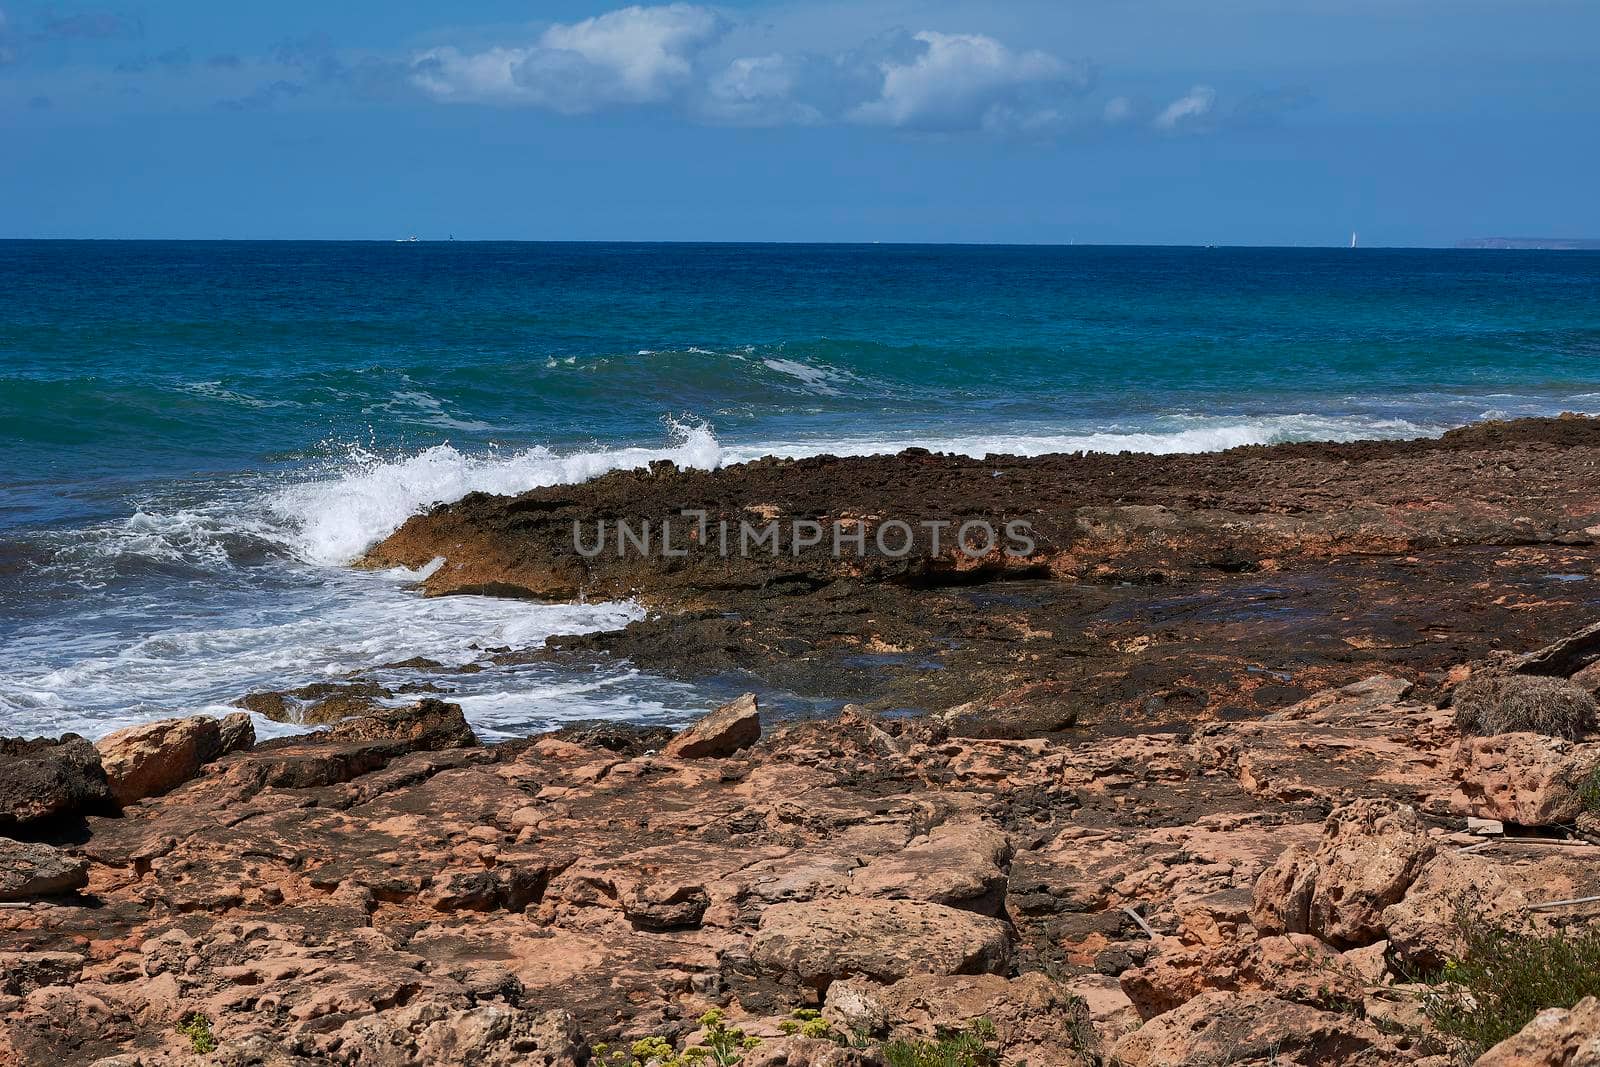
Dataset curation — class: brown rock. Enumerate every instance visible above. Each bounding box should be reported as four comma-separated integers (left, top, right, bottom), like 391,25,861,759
1451,733,1600,826
325,698,478,750
1119,934,1368,1019
0,952,84,995
1382,851,1527,970
0,734,110,831
834,972,1094,1065
664,693,761,759
329,998,585,1066
751,897,1011,991
1472,995,1600,1066
0,838,88,900
96,714,228,805
1252,799,1436,947
848,819,1012,915
1111,991,1403,1067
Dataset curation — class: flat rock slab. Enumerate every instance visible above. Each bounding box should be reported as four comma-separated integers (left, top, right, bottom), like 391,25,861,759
751,897,1012,990
0,839,88,901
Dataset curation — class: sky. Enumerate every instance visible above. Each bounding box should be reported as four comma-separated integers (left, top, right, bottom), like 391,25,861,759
2,0,1598,245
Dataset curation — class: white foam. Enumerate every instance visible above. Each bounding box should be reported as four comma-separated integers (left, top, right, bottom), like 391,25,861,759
268,420,724,566
718,413,1432,464
761,357,843,395
0,568,647,740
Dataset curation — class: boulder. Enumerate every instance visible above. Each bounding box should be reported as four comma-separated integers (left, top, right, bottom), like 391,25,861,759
325,699,478,750
751,897,1011,991
96,713,254,806
1252,799,1436,947
1119,934,1369,1020
0,734,110,831
664,693,761,759
0,838,89,901
827,972,1094,1065
1381,851,1527,970
1111,991,1400,1067
848,819,1012,914
1450,733,1600,826
329,998,585,1066
1473,995,1600,1066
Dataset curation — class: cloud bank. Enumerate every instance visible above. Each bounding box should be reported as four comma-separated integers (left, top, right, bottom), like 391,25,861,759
408,4,1098,135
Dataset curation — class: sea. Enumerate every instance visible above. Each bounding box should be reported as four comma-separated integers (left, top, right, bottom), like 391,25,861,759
3,241,1599,741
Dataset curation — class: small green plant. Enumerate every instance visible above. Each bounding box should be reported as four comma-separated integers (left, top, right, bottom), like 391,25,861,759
594,1012,763,1067
776,1007,836,1042
176,1012,216,1055
881,1019,1000,1067
1424,908,1600,1059
1577,761,1600,814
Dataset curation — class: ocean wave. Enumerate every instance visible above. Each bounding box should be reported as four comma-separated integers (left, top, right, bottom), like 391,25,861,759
0,571,647,740
267,419,724,566
718,413,1434,463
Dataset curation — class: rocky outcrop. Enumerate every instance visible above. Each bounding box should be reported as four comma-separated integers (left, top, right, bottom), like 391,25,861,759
1472,995,1600,1066
1111,991,1402,1067
0,839,88,901
750,898,1012,991
95,712,254,806
1251,799,1437,947
664,693,761,758
0,673,1582,1066
1450,733,1600,826
0,734,110,832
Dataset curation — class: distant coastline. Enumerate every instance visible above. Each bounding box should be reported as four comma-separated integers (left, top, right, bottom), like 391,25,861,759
1457,236,1600,250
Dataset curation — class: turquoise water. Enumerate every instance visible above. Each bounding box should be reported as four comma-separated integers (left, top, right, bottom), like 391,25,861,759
3,241,1599,737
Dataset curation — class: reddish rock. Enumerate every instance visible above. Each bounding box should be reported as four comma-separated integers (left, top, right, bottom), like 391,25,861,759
664,693,761,759
95,713,249,806
1251,799,1436,947
1450,733,1600,826
1111,991,1406,1067
750,898,1012,991
1473,995,1600,1066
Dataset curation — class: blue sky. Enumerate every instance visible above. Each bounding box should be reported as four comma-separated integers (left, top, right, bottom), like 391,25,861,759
2,0,1597,244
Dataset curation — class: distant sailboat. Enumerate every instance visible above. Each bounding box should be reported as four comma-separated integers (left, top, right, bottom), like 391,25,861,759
1350,232,1359,249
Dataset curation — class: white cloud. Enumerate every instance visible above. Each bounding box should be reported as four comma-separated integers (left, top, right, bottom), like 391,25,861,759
701,53,823,126
851,31,1087,133
411,4,723,113
1154,84,1216,130
1103,96,1134,124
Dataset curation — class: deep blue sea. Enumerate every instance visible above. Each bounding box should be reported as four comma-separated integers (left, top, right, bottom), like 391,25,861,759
3,241,1599,739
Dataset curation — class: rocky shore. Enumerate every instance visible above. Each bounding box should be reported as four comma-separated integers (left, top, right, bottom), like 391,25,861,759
6,416,1600,1065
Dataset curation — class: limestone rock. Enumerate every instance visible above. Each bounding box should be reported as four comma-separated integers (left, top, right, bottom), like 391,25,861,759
740,1038,882,1067
1252,799,1436,947
1382,851,1527,970
842,972,1094,1065
329,998,585,1066
1111,991,1402,1067
848,819,1012,914
0,734,110,831
1473,995,1600,1066
0,838,89,901
664,693,761,758
1451,733,1600,826
325,698,478,750
751,897,1011,991
96,714,243,806
1119,934,1368,1019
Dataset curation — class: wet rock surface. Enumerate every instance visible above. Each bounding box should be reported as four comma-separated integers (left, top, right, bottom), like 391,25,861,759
364,416,1600,726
